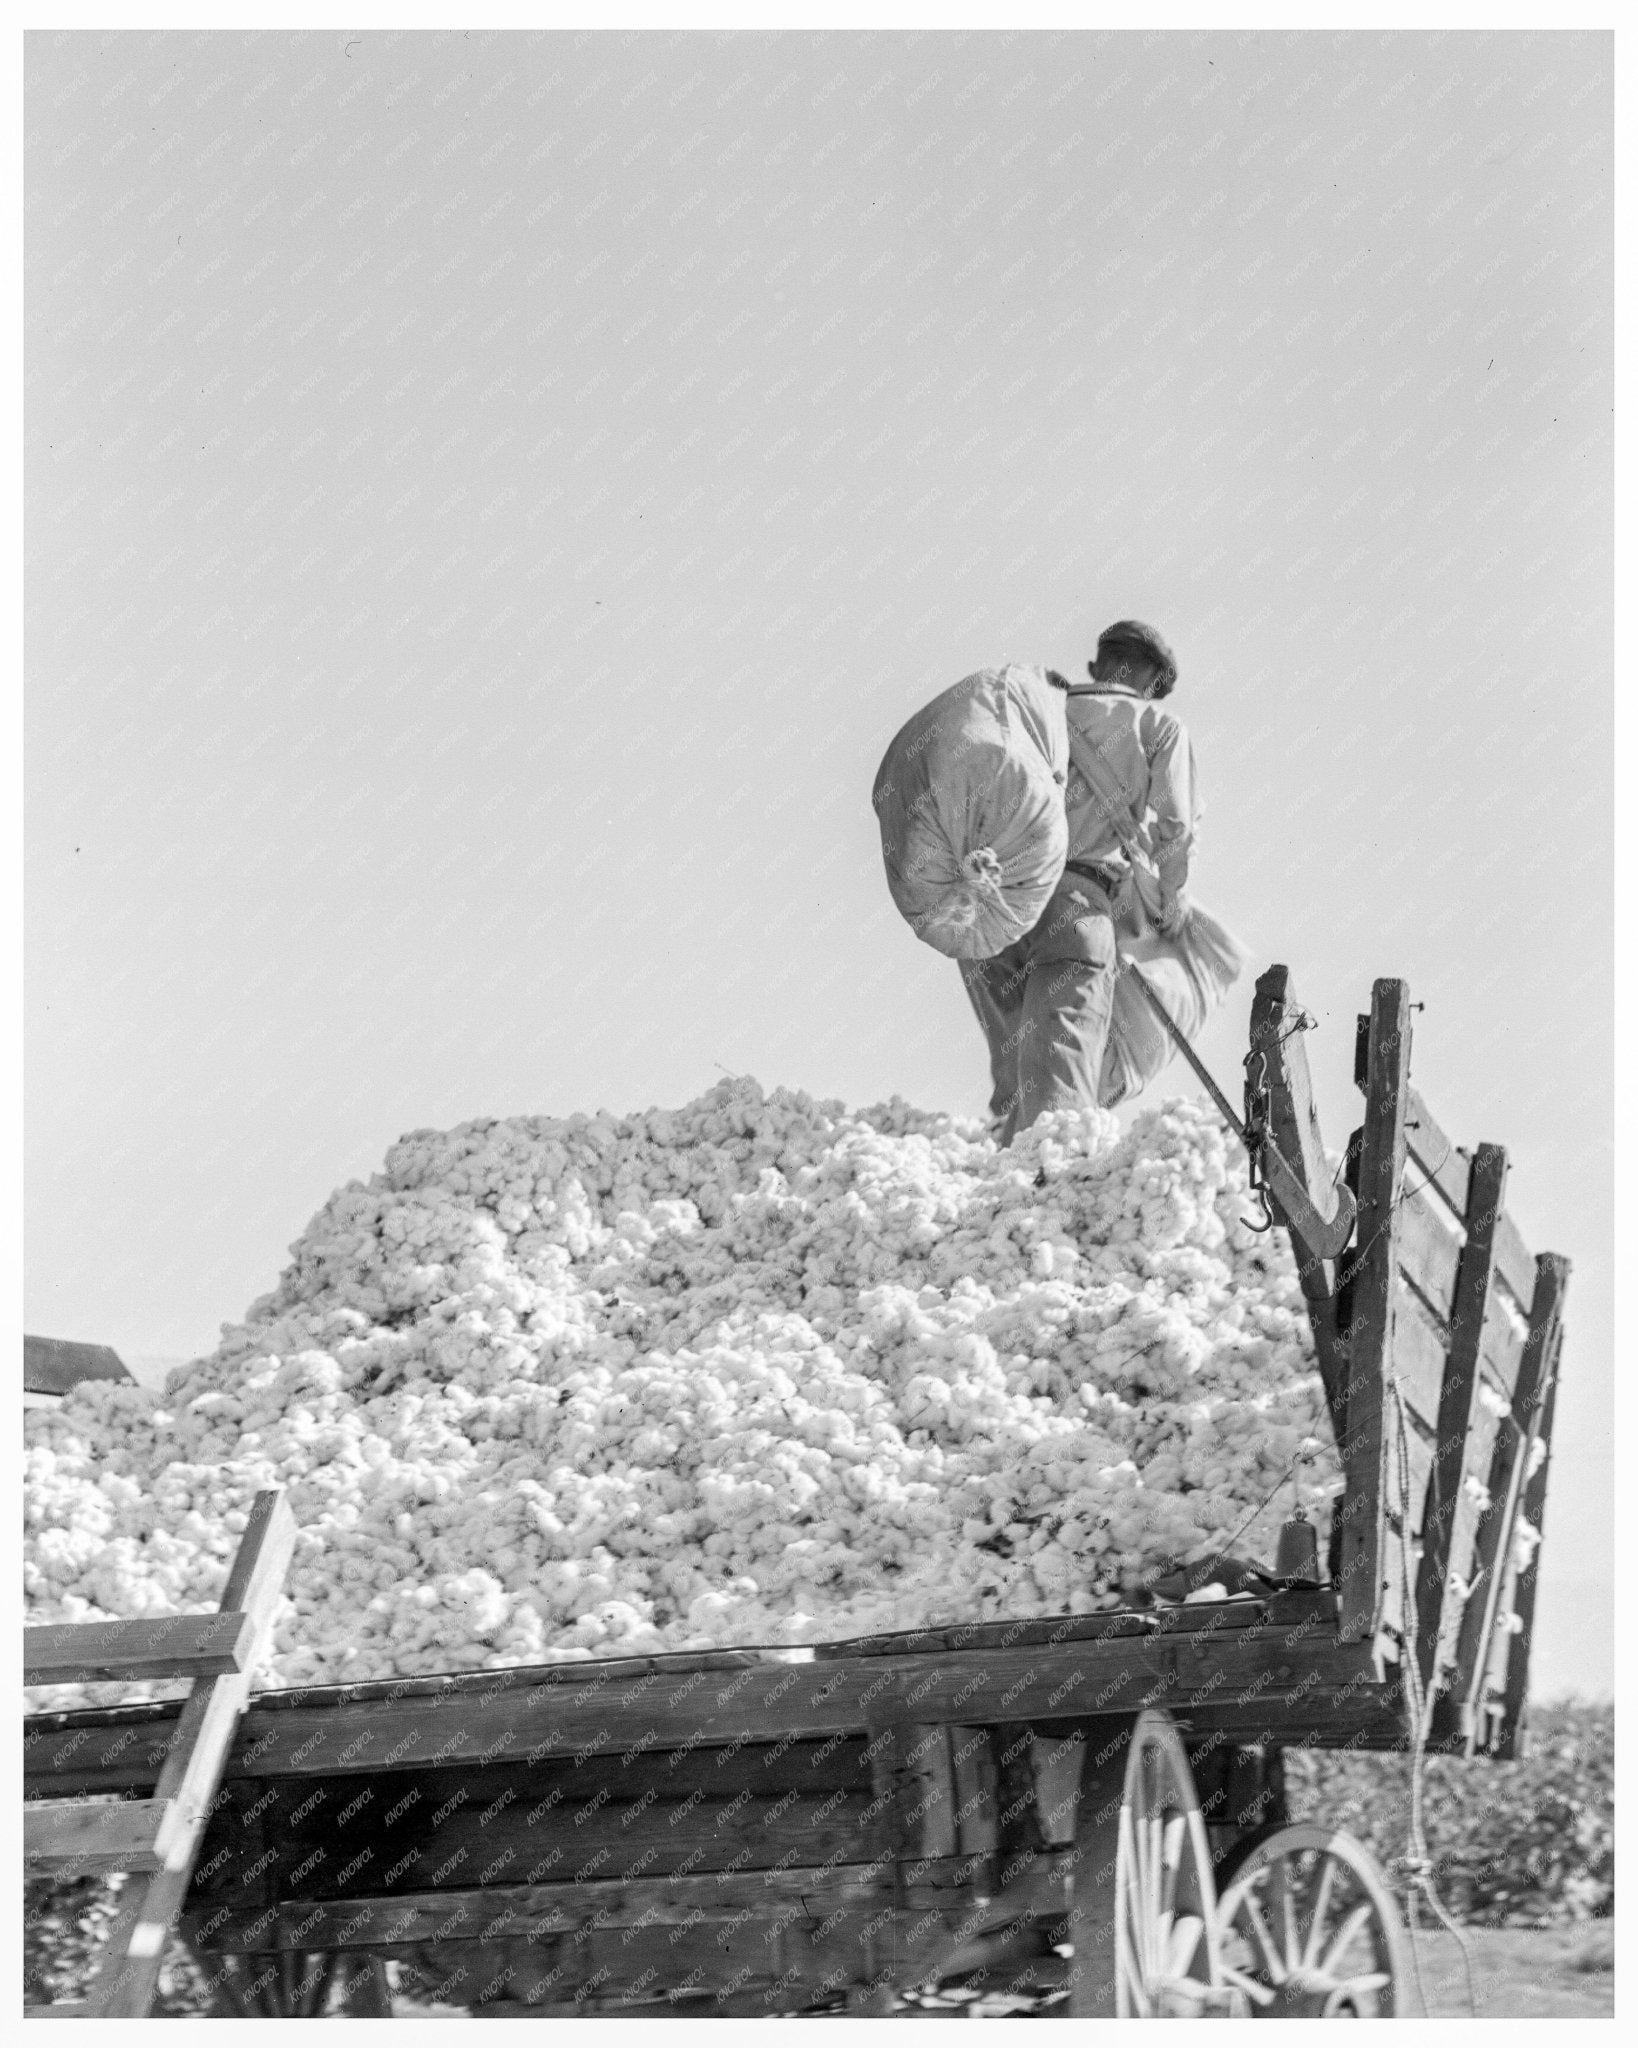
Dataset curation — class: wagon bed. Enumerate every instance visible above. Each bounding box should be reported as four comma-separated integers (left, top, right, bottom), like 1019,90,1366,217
24,967,1569,2017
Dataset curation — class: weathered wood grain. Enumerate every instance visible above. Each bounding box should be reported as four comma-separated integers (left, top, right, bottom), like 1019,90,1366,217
1402,1087,1471,1223
26,1611,259,1688
1434,1254,1569,1755
1339,979,1413,1643
1412,1144,1508,1701
1492,1211,1538,1316
1390,1282,1448,1438
72,1489,298,2018
1396,1183,1463,1327
25,1795,172,1875
1496,1322,1564,1760
1248,966,1351,1436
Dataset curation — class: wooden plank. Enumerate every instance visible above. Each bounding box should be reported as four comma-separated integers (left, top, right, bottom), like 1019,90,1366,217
25,1611,258,1687
1492,1210,1538,1314
75,1490,298,2019
1386,1419,1436,1545
1434,1256,1569,1755
33,1626,1370,1798
26,1709,198,1798
1496,1321,1565,1758
1411,1144,1509,1707
1479,1292,1528,1404
24,1796,172,1875
1396,1183,1463,1326
1402,1087,1472,1223
819,1610,1151,1658
1338,979,1413,1644
1390,1282,1448,1439
185,1862,901,1953
1248,965,1350,1439
950,1724,1000,1858
24,1335,134,1396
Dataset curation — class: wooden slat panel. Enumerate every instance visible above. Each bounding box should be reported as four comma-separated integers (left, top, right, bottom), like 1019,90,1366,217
1387,1416,1436,1545
825,1609,1151,1659
190,1863,898,1951
32,1629,1372,1795
1497,1323,1565,1758
1249,966,1350,1438
1413,1145,1508,1703
1396,1183,1463,1326
24,1335,134,1396
1339,979,1413,1644
25,1611,257,1687
1390,1283,1447,1440
1479,1284,1528,1403
75,1491,298,2019
1403,1087,1472,1223
1434,1256,1569,1755
25,1796,171,1875
1492,1211,1537,1314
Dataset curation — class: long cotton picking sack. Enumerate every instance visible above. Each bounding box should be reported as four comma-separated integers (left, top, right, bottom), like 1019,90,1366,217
1099,861,1251,1107
873,664,1069,960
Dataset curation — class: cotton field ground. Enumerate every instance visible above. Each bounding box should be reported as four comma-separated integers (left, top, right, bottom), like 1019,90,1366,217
25,1082,1342,1708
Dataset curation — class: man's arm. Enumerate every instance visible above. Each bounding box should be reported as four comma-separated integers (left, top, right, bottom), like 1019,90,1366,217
1146,716,1200,929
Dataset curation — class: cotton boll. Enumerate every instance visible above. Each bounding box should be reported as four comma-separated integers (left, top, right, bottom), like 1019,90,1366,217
23,1088,1342,1699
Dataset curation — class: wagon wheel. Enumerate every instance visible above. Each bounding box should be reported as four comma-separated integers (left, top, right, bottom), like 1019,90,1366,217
1111,1710,1226,2017
1216,1824,1410,2017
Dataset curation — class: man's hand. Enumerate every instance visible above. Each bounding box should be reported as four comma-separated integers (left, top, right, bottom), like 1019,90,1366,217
1154,894,1190,938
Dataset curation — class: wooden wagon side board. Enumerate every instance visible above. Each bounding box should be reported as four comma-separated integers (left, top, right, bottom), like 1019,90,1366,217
1411,1144,1508,1700
1338,979,1413,1646
1433,1253,1572,1753
1432,1253,1570,1756
1495,1316,1566,1758
1247,966,1350,1441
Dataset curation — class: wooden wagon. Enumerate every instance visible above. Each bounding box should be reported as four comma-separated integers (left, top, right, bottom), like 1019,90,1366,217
24,969,1569,2018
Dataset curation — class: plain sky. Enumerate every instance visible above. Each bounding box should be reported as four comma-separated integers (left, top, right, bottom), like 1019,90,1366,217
26,28,1612,1695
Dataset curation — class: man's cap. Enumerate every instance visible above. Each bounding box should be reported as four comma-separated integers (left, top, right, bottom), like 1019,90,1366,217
1097,619,1177,683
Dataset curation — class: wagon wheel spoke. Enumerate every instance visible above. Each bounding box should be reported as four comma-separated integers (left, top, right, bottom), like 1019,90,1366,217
1334,1970,1392,1998
1318,1900,1375,1979
1166,1910,1206,1976
1239,1893,1287,1983
1301,1853,1340,1970
1220,1963,1278,2010
1274,1855,1301,1971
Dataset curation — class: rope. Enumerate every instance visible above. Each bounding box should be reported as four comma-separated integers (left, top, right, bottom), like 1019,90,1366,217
1385,1375,1481,2018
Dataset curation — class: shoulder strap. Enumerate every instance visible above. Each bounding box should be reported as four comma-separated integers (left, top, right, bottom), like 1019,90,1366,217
1064,710,1150,866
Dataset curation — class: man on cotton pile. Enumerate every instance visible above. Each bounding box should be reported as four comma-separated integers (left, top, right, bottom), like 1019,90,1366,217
960,620,1201,1145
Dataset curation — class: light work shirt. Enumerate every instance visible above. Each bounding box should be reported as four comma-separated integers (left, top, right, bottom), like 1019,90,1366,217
1059,685,1201,908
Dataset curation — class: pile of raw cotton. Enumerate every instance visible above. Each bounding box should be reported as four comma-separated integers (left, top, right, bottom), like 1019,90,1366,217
24,1084,1340,1710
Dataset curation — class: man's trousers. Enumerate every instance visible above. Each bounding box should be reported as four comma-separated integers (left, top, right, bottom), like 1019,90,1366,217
958,876,1119,1146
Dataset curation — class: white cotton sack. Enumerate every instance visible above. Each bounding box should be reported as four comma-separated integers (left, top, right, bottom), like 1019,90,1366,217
872,664,1069,960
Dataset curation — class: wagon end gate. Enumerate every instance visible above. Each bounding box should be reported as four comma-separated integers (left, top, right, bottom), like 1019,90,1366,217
1249,968,1569,1759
